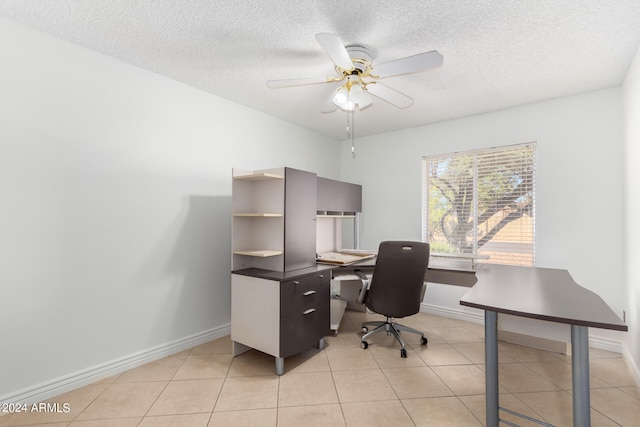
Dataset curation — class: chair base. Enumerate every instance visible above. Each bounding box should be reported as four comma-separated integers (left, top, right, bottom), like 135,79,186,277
361,317,428,358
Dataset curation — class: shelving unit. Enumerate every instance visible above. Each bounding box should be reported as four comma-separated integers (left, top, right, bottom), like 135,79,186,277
231,166,363,375
232,167,286,271
232,167,317,272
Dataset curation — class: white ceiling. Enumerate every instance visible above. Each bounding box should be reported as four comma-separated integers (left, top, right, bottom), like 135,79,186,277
2,1,640,140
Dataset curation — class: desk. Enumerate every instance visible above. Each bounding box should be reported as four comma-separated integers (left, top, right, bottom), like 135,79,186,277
460,264,627,427
232,259,476,375
335,260,478,287
332,259,477,326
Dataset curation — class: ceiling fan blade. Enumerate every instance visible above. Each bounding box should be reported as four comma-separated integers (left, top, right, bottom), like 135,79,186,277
373,50,443,79
315,33,355,72
366,83,414,109
267,76,332,89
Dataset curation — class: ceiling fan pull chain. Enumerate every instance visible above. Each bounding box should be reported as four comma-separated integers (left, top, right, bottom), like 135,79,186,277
351,108,356,159
345,89,356,158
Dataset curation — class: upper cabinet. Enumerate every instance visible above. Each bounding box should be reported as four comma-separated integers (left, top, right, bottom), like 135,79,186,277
317,177,362,215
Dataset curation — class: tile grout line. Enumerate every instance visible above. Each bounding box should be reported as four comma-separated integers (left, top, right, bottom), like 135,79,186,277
135,346,192,426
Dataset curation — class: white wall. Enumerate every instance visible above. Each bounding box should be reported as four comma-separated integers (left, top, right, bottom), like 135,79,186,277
623,46,640,383
340,88,626,345
0,18,340,401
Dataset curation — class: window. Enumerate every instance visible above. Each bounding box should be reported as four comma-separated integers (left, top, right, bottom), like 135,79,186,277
422,143,536,266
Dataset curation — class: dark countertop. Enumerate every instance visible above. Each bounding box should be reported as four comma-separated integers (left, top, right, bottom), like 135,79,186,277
460,264,628,331
233,257,478,287
232,264,335,281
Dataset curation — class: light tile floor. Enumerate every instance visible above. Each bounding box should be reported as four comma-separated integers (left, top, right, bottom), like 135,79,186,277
1,311,639,426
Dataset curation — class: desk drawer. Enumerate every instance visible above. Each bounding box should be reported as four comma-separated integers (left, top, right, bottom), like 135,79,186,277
280,273,329,318
280,305,330,358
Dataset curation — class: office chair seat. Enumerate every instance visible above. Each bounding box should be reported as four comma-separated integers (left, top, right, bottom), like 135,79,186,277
356,241,430,358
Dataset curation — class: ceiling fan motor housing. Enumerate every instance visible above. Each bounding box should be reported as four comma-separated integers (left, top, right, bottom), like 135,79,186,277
346,44,373,73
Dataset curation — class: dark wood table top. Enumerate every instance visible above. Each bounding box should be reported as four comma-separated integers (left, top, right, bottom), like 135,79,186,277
232,264,335,281
460,264,627,331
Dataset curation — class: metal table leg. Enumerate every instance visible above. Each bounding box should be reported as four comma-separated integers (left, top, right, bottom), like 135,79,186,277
317,337,327,350
275,357,284,376
485,310,499,427
571,325,591,426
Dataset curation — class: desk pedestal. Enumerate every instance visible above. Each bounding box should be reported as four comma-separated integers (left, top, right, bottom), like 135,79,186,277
231,269,331,375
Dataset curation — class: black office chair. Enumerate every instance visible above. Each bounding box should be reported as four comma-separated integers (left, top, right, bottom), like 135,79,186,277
355,241,430,358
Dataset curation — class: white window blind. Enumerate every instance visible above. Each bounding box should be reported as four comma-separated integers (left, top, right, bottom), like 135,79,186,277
422,143,536,266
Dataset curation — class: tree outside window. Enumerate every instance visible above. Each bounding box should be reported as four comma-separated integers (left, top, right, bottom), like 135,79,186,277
422,143,536,266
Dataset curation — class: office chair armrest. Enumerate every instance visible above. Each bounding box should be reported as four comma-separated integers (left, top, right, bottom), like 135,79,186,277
354,269,370,304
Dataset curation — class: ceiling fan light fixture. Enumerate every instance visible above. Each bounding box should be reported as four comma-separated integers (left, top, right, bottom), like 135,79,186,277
349,82,372,110
332,85,354,110
332,78,372,111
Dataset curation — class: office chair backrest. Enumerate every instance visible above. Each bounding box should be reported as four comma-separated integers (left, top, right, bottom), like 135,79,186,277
365,241,430,318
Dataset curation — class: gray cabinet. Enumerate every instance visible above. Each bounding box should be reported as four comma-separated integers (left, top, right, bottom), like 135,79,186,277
317,176,362,214
284,168,317,271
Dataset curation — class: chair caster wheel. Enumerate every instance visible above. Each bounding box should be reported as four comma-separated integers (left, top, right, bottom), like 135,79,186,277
400,348,407,358
420,337,428,345
361,326,368,334
361,341,369,349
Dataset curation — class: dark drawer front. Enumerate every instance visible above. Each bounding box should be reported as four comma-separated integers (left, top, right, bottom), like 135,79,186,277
280,305,330,358
280,272,329,318
279,272,330,358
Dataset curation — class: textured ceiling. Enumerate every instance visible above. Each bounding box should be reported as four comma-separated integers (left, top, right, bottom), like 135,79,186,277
2,1,640,140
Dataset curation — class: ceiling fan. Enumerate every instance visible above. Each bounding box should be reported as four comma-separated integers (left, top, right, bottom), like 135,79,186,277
267,33,443,112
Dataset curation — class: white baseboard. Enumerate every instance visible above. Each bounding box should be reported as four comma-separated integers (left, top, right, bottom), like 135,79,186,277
498,330,569,354
1,324,231,405
420,302,484,324
589,335,625,354
622,346,640,389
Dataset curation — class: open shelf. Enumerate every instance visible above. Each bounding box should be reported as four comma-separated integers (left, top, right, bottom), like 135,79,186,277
234,172,284,181
232,167,286,271
233,213,283,217
233,250,283,257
